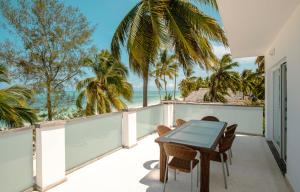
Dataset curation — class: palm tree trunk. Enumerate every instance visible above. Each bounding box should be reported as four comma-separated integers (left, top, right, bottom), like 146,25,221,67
143,75,148,107
164,75,167,98
158,88,162,101
173,73,177,100
46,82,53,121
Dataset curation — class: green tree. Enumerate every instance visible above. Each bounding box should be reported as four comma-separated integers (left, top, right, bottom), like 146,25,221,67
151,67,163,101
195,76,209,89
252,56,265,100
111,0,227,107
76,50,133,116
240,69,255,99
255,56,265,74
178,67,197,100
204,54,241,102
0,65,37,128
0,0,94,120
151,50,177,100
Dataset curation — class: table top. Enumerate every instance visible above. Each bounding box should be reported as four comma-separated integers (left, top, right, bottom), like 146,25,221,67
156,120,227,150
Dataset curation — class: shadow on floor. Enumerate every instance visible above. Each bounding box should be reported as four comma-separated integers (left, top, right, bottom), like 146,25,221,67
140,160,199,192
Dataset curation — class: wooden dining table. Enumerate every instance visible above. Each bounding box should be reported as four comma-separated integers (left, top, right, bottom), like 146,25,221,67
155,120,227,192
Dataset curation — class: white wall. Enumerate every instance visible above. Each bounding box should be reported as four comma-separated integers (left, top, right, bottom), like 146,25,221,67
265,3,300,191
174,103,263,135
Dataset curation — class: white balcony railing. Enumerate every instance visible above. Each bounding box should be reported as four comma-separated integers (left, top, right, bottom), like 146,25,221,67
0,102,263,192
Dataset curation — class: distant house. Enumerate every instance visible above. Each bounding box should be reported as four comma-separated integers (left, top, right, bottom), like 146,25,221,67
185,88,245,104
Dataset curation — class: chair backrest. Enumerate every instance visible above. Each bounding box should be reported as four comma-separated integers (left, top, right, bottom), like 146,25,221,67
176,119,186,127
225,124,237,137
201,116,220,122
157,125,171,136
219,134,235,153
163,143,197,161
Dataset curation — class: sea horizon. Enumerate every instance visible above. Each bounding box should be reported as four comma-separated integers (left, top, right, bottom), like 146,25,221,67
31,89,181,117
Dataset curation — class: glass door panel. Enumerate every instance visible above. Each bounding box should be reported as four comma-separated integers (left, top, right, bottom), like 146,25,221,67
273,68,281,151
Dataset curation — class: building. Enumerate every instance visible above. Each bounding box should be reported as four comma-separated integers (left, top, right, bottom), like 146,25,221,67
217,0,300,191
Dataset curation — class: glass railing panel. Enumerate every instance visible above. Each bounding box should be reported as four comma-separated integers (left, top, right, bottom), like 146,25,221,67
136,104,164,139
0,128,33,192
174,103,263,135
65,113,123,171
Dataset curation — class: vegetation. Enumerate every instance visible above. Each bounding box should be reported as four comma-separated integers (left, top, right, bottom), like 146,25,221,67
240,69,255,99
253,56,265,100
178,54,265,104
0,0,266,128
151,50,177,100
178,67,208,100
0,65,37,128
204,54,240,102
111,0,227,107
76,50,133,116
0,0,94,120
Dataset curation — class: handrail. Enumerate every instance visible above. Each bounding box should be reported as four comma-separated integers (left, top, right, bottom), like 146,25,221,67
161,100,264,108
0,126,32,136
66,111,123,125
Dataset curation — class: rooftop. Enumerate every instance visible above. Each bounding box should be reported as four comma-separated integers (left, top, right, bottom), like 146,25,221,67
48,133,292,192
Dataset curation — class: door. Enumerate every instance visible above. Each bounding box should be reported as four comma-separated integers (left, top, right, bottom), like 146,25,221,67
273,68,281,152
272,63,287,161
281,63,287,162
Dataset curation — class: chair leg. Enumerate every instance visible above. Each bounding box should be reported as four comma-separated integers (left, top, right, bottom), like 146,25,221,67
190,161,193,192
163,157,169,192
230,148,233,158
228,151,232,165
174,169,176,181
225,160,229,176
220,154,228,189
197,164,199,187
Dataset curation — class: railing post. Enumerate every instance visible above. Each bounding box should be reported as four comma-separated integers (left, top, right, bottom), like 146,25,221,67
122,110,137,148
163,102,174,127
35,121,67,191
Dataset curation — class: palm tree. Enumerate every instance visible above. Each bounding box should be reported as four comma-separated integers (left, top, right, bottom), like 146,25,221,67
195,76,209,89
255,56,265,74
0,65,37,128
178,67,197,100
151,50,177,100
111,0,228,107
204,54,241,102
240,69,255,99
173,64,179,100
76,50,133,116
252,56,265,100
150,66,163,101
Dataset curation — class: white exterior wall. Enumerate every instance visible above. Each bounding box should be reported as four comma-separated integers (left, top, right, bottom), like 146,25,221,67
265,4,300,191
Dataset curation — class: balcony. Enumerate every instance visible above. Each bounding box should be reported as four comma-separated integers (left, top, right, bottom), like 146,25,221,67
48,133,291,192
0,102,292,192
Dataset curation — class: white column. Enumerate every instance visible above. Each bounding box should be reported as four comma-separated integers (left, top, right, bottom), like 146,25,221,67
122,110,137,148
163,103,174,127
35,121,67,191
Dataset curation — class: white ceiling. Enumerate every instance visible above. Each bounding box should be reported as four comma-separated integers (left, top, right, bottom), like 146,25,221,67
217,0,300,58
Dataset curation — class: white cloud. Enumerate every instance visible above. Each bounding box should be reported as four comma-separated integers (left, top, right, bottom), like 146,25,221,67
213,45,231,58
234,57,257,63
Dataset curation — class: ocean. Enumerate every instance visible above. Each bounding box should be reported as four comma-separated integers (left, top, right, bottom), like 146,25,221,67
31,90,181,115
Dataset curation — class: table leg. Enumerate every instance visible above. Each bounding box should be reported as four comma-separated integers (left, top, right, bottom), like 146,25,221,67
159,143,168,182
200,152,210,192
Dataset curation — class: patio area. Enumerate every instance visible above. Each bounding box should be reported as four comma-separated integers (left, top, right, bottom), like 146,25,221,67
48,133,292,192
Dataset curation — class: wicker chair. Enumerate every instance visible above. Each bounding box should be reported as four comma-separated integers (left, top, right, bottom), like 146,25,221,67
157,125,172,136
175,119,187,127
210,134,236,189
201,116,220,122
163,143,200,192
225,124,237,137
224,124,238,164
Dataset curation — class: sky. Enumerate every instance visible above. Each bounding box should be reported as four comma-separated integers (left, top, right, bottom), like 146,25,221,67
0,0,257,91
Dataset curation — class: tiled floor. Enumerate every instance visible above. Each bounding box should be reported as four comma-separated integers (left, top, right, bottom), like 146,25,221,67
49,134,293,192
